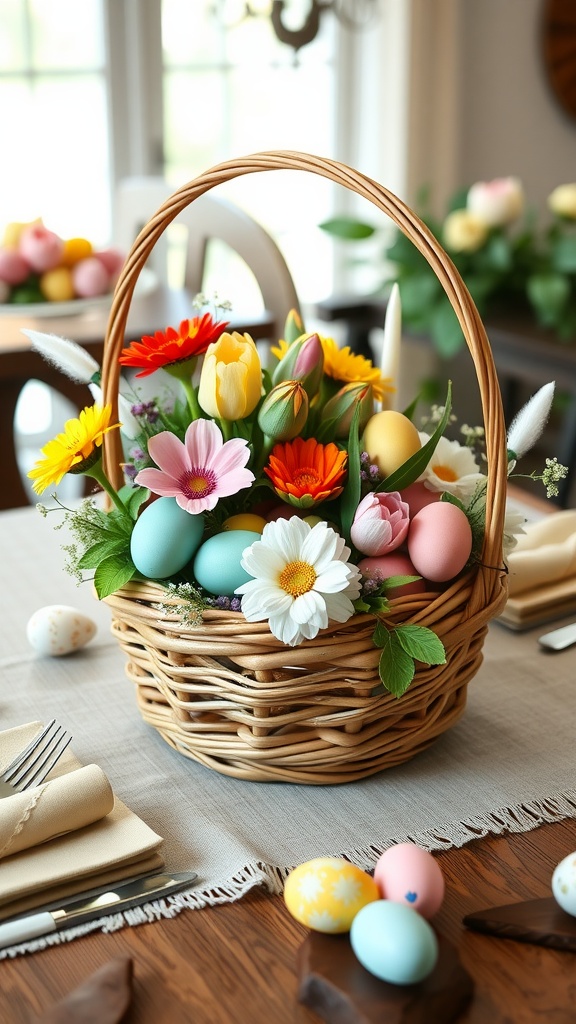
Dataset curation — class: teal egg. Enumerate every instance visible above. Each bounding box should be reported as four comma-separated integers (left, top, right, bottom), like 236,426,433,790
350,901,438,985
193,531,260,596
130,497,204,579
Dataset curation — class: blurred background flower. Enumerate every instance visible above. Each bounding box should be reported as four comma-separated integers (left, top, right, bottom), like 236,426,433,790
321,178,576,358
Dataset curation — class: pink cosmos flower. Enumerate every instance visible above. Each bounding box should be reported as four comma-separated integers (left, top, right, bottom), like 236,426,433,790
350,491,410,556
134,418,254,514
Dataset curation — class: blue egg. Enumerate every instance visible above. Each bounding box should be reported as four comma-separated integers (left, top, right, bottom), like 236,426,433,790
350,900,438,985
130,497,204,579
193,531,260,596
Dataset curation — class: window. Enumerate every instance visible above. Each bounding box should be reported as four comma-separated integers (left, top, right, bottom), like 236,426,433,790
0,0,111,242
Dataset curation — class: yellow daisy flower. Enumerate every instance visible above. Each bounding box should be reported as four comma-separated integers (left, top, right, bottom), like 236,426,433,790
28,404,121,494
320,336,392,402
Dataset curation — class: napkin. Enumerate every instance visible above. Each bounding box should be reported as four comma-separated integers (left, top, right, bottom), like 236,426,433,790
0,723,164,921
500,510,576,629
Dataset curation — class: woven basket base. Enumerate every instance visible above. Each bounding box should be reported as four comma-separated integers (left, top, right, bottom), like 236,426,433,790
104,577,506,784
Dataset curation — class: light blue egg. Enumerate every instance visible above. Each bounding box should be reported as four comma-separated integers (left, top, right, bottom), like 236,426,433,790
130,497,204,579
193,530,260,596
350,900,438,985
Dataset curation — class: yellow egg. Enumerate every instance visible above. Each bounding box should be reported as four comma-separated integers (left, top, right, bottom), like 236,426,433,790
3,217,42,249
62,236,93,266
363,410,421,478
223,513,266,534
284,857,380,933
40,266,75,302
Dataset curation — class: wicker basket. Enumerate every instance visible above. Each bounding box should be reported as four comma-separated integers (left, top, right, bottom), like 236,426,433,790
101,151,509,784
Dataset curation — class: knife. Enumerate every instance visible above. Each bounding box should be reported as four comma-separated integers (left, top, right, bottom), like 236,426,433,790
538,620,576,651
0,869,197,949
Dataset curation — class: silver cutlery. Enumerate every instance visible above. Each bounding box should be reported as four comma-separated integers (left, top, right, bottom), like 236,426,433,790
538,621,576,652
0,870,198,948
0,720,72,798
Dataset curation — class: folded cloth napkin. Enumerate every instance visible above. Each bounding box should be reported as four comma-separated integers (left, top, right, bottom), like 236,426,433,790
0,763,114,859
0,723,164,921
500,510,576,629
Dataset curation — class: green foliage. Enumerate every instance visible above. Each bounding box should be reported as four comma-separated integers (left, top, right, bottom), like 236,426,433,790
373,620,446,698
321,188,576,355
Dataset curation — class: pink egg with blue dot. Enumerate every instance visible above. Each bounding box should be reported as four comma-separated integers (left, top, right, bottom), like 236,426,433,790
373,843,445,920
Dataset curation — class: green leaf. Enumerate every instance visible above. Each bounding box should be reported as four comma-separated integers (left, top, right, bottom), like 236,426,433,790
482,232,512,272
551,234,576,273
377,630,415,697
394,624,446,665
123,486,150,519
376,381,452,493
397,274,441,319
77,536,128,570
339,404,362,543
527,273,570,324
429,300,465,358
381,574,422,592
319,216,376,240
93,553,136,600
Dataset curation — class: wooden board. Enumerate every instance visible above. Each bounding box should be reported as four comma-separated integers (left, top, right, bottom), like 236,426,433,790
463,896,576,950
297,930,473,1024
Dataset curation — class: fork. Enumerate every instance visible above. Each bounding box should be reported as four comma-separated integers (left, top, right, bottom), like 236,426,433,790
0,720,72,798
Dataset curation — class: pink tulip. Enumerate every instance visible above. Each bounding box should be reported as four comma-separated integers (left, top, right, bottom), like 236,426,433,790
350,491,410,556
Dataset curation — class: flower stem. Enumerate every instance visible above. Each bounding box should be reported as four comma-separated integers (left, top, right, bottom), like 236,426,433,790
86,461,130,515
180,378,202,421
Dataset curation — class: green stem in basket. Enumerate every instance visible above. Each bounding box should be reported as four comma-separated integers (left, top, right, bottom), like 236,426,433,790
180,376,202,422
84,460,130,515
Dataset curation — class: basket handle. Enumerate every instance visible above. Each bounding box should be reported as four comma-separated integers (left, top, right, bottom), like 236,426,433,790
101,150,507,609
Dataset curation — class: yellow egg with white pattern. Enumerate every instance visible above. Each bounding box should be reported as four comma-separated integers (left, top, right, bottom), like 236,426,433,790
284,857,379,933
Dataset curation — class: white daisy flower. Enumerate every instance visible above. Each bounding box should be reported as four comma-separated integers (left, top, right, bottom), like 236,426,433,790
502,502,527,557
236,516,362,648
418,432,485,501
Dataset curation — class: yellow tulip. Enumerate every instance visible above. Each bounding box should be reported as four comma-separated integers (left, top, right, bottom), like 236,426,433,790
198,331,262,420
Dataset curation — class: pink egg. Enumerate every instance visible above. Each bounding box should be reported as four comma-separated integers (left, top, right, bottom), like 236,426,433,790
0,248,30,285
407,502,472,583
401,481,441,517
374,843,445,919
93,247,125,280
19,224,64,272
358,553,426,596
72,256,111,297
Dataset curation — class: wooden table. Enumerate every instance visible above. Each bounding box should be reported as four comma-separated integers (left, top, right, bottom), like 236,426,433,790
3,819,576,1022
0,289,276,510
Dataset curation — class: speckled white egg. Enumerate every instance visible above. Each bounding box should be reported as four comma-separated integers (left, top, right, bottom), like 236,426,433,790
26,605,97,657
552,850,576,917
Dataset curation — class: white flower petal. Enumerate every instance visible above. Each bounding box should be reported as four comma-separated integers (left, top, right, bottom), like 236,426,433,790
323,592,357,623
291,590,326,626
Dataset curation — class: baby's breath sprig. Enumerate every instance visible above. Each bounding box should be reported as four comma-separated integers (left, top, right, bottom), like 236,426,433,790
153,582,208,628
511,457,569,499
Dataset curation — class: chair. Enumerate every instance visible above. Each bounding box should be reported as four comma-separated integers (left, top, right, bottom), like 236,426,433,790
114,176,301,341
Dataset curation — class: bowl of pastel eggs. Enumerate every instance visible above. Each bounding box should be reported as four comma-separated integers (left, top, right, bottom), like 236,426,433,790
284,843,445,986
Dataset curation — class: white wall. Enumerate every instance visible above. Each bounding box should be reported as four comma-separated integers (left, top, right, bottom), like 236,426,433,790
404,0,576,216
458,0,576,212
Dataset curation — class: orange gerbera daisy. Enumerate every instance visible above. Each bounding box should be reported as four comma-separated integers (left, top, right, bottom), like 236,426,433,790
264,437,347,508
119,313,229,377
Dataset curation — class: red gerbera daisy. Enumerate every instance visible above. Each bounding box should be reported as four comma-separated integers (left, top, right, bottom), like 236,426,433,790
119,313,229,377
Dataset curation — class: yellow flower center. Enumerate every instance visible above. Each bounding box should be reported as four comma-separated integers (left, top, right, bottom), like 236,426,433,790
279,560,317,597
293,467,320,490
181,467,216,499
432,464,458,482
